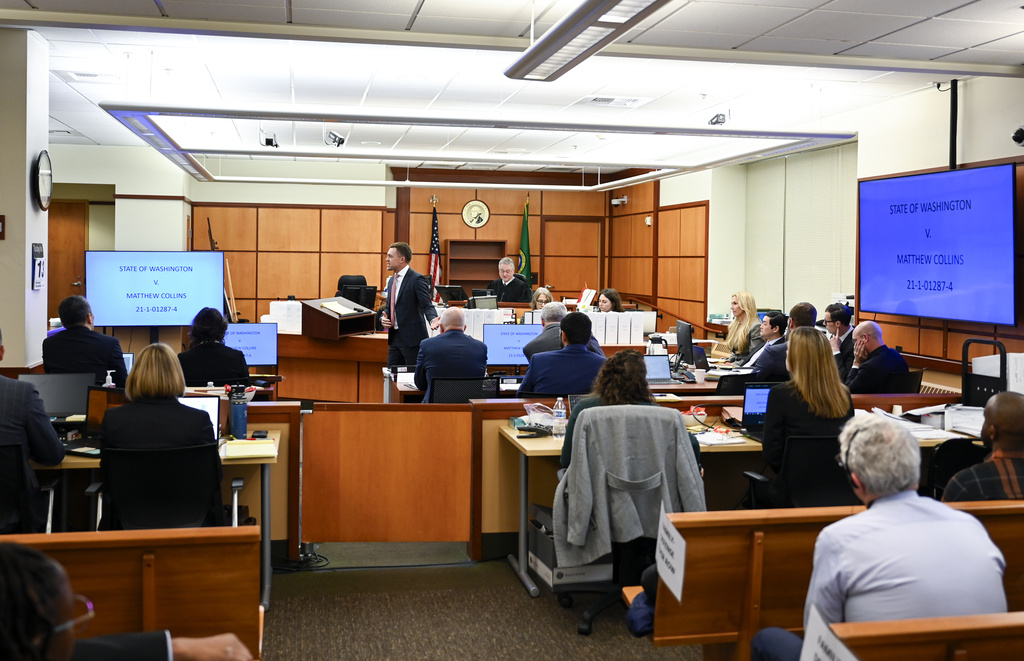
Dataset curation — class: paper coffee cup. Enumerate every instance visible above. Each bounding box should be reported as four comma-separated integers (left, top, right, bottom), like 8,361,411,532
694,369,706,384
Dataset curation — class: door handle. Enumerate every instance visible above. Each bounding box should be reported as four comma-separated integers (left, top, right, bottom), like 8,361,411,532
71,281,82,287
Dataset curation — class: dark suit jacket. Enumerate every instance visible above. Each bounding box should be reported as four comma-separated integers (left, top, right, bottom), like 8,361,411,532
414,329,488,402
43,325,128,387
178,342,250,387
0,375,65,531
522,323,603,361
762,383,854,474
72,631,170,661
834,331,854,381
518,344,606,396
487,277,532,303
384,268,438,351
749,337,790,381
99,398,221,529
845,344,908,394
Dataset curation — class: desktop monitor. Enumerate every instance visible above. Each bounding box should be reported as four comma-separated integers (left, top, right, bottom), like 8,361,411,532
19,373,96,418
472,289,494,298
178,395,222,438
435,285,468,302
223,322,278,367
339,284,377,309
467,296,497,310
482,324,542,366
675,320,694,366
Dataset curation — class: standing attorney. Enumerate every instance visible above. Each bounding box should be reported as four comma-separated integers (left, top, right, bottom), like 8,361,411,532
380,242,441,367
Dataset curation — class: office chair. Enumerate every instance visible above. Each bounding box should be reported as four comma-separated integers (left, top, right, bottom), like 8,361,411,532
513,272,528,284
882,369,924,394
90,444,240,530
548,405,705,634
744,436,859,508
715,372,754,395
0,444,58,534
428,376,499,403
923,438,990,500
335,274,367,295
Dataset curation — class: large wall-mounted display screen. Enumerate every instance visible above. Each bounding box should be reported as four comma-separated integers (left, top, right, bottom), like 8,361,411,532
858,164,1016,326
85,251,224,327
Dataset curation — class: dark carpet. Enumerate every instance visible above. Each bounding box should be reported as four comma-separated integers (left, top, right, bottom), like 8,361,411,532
263,559,702,660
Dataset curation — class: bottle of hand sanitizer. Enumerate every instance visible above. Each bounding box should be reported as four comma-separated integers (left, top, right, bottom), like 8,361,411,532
103,370,115,388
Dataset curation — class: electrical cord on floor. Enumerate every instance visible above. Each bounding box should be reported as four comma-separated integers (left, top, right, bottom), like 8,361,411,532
273,551,331,573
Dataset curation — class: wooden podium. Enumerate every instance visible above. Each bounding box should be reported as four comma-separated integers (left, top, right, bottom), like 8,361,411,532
301,296,377,340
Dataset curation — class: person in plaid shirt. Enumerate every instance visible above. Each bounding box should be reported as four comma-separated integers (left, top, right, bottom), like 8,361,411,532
944,391,1024,502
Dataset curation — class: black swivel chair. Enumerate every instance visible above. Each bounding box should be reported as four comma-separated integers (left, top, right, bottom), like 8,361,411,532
513,272,529,284
335,274,367,296
715,372,754,395
91,444,239,530
883,369,924,394
0,444,58,534
428,376,499,403
744,436,859,508
923,438,990,500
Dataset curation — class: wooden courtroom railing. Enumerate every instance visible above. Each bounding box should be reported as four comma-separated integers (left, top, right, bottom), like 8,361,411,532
12,527,261,656
652,500,1024,661
830,612,1024,661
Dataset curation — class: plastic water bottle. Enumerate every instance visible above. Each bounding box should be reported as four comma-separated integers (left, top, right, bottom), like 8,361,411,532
552,397,567,440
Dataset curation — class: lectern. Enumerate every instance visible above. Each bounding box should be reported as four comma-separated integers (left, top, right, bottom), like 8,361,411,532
300,296,377,340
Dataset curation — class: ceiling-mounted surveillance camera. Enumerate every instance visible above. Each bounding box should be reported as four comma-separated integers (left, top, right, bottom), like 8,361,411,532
327,130,345,147
260,129,278,148
611,195,628,207
708,113,727,126
1013,127,1024,147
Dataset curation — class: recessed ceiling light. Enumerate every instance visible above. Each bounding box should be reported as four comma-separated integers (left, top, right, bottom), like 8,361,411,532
361,140,382,146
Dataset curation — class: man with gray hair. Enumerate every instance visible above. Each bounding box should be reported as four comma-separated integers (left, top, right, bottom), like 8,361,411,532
522,301,603,361
413,307,487,402
845,320,908,393
750,415,1007,661
486,256,531,303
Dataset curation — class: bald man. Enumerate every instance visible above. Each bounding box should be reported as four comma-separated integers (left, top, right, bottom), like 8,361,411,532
413,307,488,402
844,321,908,394
944,391,1024,502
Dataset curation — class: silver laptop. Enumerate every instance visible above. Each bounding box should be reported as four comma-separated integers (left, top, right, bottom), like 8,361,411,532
643,354,677,385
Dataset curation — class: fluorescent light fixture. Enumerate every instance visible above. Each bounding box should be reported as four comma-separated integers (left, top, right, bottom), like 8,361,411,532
505,0,673,82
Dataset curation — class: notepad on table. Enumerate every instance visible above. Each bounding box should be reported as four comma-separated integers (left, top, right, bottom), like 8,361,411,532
224,439,277,458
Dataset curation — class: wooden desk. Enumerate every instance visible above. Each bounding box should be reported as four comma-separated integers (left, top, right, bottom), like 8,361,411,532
830,612,1024,661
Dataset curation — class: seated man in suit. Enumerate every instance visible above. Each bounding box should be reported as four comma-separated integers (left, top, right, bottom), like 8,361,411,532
414,307,488,402
523,302,602,361
944,391,1024,502
0,541,252,661
0,326,66,533
751,415,1007,661
824,302,854,381
518,312,606,396
42,296,128,387
749,302,816,381
486,257,532,303
744,311,786,368
844,321,908,393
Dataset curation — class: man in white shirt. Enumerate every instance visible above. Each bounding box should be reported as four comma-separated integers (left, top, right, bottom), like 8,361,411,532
744,311,786,367
750,415,1007,661
380,242,441,366
824,303,854,381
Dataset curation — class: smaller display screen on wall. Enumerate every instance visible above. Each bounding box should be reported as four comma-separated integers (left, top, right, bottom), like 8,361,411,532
85,251,225,327
858,164,1016,326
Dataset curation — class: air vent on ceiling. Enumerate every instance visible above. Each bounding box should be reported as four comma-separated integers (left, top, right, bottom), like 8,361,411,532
49,128,84,137
577,96,651,108
54,70,121,84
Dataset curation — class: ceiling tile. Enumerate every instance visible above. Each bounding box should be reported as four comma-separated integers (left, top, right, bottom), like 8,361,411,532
290,9,415,30
934,48,1024,66
877,17,1023,48
35,0,162,16
770,10,922,42
821,0,970,17
628,29,752,49
942,0,1024,25
840,42,961,60
654,2,807,36
739,35,851,55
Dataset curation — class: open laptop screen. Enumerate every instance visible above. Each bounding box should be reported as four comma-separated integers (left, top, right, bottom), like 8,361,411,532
742,382,778,431
178,395,221,438
643,354,672,380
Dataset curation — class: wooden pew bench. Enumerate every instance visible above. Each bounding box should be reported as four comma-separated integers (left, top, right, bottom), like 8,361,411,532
11,527,261,657
652,500,1024,661
831,612,1024,661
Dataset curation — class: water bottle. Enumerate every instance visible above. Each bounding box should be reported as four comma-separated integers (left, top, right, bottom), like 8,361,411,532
552,397,567,440
229,384,248,439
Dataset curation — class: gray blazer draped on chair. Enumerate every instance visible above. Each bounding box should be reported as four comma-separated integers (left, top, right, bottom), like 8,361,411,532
553,405,706,567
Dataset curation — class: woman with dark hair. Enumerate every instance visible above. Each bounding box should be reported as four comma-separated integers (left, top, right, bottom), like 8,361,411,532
177,307,249,387
560,350,700,470
597,288,624,313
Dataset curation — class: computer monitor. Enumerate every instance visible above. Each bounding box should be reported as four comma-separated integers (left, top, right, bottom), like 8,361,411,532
19,373,96,418
339,284,377,309
675,320,694,366
472,289,494,298
123,352,134,374
482,324,542,366
467,296,497,310
178,395,222,438
435,285,468,302
223,322,278,367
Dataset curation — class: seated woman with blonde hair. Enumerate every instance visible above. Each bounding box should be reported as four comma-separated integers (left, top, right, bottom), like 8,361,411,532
726,291,763,365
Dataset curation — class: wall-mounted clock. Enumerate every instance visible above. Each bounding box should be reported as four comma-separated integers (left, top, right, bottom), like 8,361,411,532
34,150,53,211
462,199,490,228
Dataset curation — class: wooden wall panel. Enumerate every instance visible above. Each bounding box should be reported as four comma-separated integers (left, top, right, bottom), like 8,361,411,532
628,214,654,254
224,251,256,300
611,182,655,218
610,218,632,257
411,188,464,214
545,256,599,295
194,206,257,251
948,332,999,362
660,208,680,254
234,300,256,324
256,300,271,322
658,257,705,302
877,323,920,355
478,190,540,215
257,208,320,252
257,253,320,300
277,358,359,401
357,363,385,403
543,190,606,216
320,253,385,296
679,206,707,256
410,212,475,257
321,209,383,253
920,328,945,357
476,214,528,259
545,220,601,255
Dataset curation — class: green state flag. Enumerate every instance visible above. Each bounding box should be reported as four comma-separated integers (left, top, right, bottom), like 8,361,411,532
517,200,531,280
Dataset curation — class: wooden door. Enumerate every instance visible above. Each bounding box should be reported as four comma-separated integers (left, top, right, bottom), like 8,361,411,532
48,201,89,319
541,217,602,299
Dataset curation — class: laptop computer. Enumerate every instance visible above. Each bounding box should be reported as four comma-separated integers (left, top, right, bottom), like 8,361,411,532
178,395,222,438
123,352,134,374
692,346,711,371
643,354,678,385
741,382,780,441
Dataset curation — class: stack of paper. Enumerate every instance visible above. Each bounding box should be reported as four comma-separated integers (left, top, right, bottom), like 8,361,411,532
224,439,277,458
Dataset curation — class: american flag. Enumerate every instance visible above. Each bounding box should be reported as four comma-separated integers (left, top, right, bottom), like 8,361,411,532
428,206,442,303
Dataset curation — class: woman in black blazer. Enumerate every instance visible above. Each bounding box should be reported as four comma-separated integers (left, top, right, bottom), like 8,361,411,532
177,307,249,387
100,343,222,528
758,327,854,506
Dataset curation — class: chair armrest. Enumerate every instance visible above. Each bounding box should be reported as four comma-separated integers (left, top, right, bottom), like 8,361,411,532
85,481,103,532
743,471,769,484
230,477,244,527
39,476,59,491
85,481,103,496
